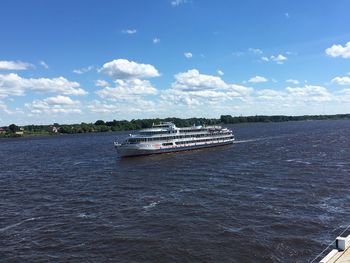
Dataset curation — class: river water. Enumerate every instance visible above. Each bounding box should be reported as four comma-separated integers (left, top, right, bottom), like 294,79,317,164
1,120,350,262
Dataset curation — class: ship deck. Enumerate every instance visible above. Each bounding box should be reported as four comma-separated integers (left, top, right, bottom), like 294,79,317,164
319,235,350,263
322,247,350,263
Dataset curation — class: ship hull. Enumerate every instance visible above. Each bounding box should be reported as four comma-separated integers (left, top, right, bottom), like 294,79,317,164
116,140,234,157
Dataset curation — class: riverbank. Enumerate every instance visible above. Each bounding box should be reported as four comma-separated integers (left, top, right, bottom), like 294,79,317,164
1,114,350,138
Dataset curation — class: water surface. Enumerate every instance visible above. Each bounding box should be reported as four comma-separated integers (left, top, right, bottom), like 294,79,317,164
1,120,350,262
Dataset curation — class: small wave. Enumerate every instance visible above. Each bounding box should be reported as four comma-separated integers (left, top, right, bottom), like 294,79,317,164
77,213,96,219
143,201,160,210
285,159,311,165
73,161,85,166
233,138,262,144
0,217,42,232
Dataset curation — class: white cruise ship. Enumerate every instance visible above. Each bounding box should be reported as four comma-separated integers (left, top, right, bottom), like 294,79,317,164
114,122,234,157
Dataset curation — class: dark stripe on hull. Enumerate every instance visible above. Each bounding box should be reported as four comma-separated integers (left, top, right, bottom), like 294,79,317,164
117,140,234,157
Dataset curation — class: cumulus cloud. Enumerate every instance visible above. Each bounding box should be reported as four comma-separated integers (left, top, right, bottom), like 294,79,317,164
331,76,350,85
96,79,157,101
0,73,87,98
29,77,87,95
256,89,285,100
161,90,201,107
25,96,81,114
87,99,156,114
73,65,94,74
99,59,160,80
95,59,161,108
44,95,77,105
271,54,287,64
0,101,13,114
121,29,137,34
161,69,253,109
325,41,350,58
95,79,109,87
172,69,227,91
286,85,332,102
0,60,33,70
0,73,27,98
286,79,299,85
248,76,268,83
184,52,193,58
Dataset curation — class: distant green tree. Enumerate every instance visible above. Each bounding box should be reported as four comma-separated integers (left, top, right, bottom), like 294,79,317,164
94,120,105,125
8,124,19,132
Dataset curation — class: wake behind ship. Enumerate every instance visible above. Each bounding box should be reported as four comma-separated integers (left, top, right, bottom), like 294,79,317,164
114,122,234,157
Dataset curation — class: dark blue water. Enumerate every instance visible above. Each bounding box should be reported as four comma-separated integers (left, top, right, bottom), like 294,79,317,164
1,120,350,262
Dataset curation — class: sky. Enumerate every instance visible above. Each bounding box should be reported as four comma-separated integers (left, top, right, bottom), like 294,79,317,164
1,0,350,125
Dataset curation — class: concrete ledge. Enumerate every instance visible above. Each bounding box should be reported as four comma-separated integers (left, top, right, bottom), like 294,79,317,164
320,249,339,263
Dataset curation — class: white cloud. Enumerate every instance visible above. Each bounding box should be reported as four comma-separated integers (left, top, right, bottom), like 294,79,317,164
325,41,350,59
248,76,268,83
87,98,156,114
286,79,299,85
39,61,49,69
87,100,120,113
184,52,193,59
0,101,13,114
248,48,263,54
256,89,285,100
271,54,287,64
171,0,188,7
25,96,81,114
153,38,160,44
0,60,33,70
331,76,350,85
161,90,201,107
172,69,227,91
29,77,87,95
95,79,109,87
228,84,253,96
261,54,287,64
0,73,87,98
44,95,77,105
0,73,27,98
121,29,137,34
73,65,94,74
286,85,332,102
162,69,253,109
217,69,224,76
99,59,160,80
337,89,350,102
96,79,157,101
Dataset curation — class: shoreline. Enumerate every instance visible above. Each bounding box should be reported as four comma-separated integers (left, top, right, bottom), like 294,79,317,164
1,116,350,139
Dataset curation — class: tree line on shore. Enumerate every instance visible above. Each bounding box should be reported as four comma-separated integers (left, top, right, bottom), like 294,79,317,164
1,114,350,137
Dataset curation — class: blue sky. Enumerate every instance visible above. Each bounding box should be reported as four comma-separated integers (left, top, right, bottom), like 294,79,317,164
1,0,350,125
